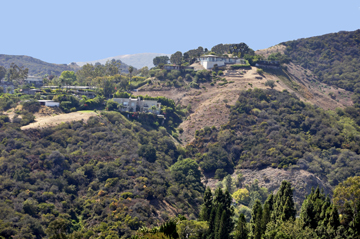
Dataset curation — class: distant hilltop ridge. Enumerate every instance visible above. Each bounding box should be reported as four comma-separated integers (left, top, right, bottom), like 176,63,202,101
75,52,171,69
0,54,79,76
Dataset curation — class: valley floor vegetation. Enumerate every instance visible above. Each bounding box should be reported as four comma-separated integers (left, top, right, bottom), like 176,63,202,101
132,178,360,239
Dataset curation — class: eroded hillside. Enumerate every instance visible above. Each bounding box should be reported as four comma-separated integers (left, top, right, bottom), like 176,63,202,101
134,64,353,144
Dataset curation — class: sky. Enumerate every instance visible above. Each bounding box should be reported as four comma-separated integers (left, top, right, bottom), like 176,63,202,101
0,0,359,64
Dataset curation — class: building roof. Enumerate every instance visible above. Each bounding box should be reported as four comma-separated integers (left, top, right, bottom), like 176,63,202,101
200,55,224,58
38,100,56,102
199,55,240,59
26,78,43,82
42,86,97,89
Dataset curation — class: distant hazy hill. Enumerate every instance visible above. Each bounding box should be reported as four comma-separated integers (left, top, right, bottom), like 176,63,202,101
0,54,79,76
76,53,171,69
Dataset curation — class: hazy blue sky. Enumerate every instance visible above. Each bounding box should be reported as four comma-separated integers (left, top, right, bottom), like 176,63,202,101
1,0,359,64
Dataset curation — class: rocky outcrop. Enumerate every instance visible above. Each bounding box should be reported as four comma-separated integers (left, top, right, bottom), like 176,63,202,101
204,167,332,209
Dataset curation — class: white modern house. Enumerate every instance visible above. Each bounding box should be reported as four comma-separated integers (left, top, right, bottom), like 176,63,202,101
198,55,247,69
38,100,60,107
113,97,161,114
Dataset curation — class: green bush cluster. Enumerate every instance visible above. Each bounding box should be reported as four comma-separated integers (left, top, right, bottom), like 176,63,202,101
0,111,204,238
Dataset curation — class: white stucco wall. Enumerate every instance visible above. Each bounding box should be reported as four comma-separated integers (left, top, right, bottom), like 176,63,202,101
202,60,225,69
45,102,60,107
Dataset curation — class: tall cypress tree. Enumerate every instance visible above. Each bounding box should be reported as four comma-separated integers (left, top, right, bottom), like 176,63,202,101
208,188,234,239
262,202,271,234
320,196,331,221
328,205,340,230
216,211,228,239
316,204,340,238
272,181,296,222
223,189,234,236
200,187,213,221
299,194,315,229
250,200,263,239
214,187,224,206
207,206,217,239
214,204,223,239
235,214,248,239
265,193,274,212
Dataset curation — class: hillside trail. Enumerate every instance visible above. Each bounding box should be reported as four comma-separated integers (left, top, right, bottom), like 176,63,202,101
135,65,353,145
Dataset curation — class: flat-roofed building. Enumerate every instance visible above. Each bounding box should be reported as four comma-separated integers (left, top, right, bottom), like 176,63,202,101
38,100,60,107
198,55,246,69
113,97,161,114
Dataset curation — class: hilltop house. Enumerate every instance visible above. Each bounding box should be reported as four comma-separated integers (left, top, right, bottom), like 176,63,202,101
198,55,246,69
113,97,161,114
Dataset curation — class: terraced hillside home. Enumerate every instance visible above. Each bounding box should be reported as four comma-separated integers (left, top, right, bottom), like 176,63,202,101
25,76,43,87
198,55,246,69
113,97,161,114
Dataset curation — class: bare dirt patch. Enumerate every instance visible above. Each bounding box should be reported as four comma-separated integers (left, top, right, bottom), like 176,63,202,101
21,111,98,130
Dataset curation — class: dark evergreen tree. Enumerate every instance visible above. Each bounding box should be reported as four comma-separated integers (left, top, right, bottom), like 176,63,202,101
216,211,228,239
214,187,224,205
207,207,217,239
159,219,179,239
299,193,315,229
316,205,340,238
272,181,296,223
250,200,263,239
328,205,340,230
320,196,331,221
214,204,223,239
265,194,274,212
200,187,213,221
235,214,248,239
262,202,271,234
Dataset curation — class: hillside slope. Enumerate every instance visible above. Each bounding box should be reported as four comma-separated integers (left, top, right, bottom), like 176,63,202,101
0,54,79,76
281,29,360,92
0,112,204,238
134,65,353,144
